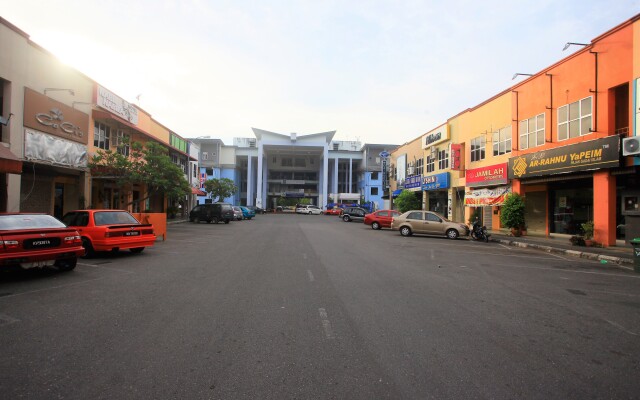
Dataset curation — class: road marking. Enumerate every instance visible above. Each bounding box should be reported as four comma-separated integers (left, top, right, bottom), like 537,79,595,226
307,270,315,282
604,319,639,336
318,308,335,339
549,253,569,261
430,249,435,260
498,244,512,250
77,262,134,273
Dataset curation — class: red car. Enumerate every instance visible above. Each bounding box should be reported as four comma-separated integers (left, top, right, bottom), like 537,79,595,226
0,213,84,271
324,207,343,215
61,210,156,257
364,209,401,230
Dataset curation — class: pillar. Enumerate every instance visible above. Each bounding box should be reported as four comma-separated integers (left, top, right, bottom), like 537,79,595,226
348,158,353,193
256,144,263,208
593,170,616,246
322,144,329,209
333,158,338,197
247,156,253,206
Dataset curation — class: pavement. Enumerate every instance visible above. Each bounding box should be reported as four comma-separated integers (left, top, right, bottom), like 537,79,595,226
489,232,637,270
168,216,637,270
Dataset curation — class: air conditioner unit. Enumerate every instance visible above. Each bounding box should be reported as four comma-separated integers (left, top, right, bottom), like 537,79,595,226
622,137,640,156
407,166,415,175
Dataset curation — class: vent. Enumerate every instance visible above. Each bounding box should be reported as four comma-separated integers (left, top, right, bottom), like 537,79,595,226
333,143,339,151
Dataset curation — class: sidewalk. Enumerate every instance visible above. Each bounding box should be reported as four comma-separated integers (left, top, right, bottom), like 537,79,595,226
490,232,636,270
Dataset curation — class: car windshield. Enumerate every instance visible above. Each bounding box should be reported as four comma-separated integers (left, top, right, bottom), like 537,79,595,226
0,214,66,230
94,211,140,226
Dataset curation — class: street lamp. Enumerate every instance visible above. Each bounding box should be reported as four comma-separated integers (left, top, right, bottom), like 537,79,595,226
562,42,589,51
512,73,534,80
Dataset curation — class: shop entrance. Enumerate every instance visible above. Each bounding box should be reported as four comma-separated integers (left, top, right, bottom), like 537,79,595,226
549,179,592,235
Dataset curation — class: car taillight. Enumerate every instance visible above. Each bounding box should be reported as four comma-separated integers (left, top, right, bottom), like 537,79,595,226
64,235,82,244
104,231,112,238
0,240,19,250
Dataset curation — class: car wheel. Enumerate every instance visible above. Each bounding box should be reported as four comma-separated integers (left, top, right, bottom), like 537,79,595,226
400,226,412,237
224,219,230,224
55,257,77,272
130,247,145,254
343,215,351,222
212,217,219,224
81,238,95,258
194,217,200,224
446,229,459,240
372,221,381,230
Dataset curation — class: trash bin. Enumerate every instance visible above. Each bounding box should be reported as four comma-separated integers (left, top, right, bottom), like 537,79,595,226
631,238,640,273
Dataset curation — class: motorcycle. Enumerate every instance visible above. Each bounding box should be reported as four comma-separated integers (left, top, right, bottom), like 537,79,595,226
471,220,490,242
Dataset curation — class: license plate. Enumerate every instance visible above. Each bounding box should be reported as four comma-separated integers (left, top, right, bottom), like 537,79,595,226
124,231,140,236
23,260,55,269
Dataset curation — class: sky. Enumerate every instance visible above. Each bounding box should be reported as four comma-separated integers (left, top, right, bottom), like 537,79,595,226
3,1,640,146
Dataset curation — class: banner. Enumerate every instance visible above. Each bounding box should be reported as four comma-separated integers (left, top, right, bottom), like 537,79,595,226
465,185,512,206
450,143,462,170
405,175,422,189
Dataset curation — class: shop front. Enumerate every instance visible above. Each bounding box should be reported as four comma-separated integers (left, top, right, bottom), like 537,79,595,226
21,87,89,218
464,162,509,230
509,136,620,244
422,172,449,217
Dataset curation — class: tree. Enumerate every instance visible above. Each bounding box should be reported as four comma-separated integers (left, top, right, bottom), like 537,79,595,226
395,190,421,213
89,141,191,209
500,193,525,231
204,178,237,202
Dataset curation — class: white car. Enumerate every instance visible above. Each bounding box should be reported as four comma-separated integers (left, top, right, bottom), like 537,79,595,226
295,205,323,215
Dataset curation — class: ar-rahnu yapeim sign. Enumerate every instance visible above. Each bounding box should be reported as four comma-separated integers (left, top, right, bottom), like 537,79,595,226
508,136,620,179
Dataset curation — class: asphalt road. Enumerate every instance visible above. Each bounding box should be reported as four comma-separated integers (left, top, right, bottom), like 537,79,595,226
1,214,639,399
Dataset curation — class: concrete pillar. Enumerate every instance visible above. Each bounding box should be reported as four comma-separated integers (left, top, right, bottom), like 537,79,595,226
348,158,353,193
322,144,329,209
256,144,263,208
593,170,616,246
247,156,253,206
333,158,338,197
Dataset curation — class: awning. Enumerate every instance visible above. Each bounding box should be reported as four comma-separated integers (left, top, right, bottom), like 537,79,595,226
392,189,403,197
0,145,22,174
191,187,206,196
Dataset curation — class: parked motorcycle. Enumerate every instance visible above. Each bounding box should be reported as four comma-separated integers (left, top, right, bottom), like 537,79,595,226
471,220,490,242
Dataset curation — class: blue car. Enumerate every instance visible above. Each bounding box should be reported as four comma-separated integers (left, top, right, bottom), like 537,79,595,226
239,206,256,220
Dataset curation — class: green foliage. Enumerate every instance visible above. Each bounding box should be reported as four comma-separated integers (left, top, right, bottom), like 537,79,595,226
395,190,422,213
203,178,237,202
500,193,525,229
276,197,305,207
89,141,191,206
581,220,594,239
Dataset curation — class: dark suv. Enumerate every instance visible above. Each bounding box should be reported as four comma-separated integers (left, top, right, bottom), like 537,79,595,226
340,207,368,222
189,203,234,224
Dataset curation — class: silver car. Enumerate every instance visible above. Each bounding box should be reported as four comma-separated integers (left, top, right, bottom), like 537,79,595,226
391,210,469,239
232,206,243,221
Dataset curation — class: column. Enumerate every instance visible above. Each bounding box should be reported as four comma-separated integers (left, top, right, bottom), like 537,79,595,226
256,144,263,208
333,158,339,197
322,144,329,209
246,156,253,206
348,158,353,193
593,171,616,246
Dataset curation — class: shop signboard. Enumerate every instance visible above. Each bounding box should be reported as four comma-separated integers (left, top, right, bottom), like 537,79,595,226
465,185,512,206
422,123,449,149
95,84,139,125
450,143,462,170
24,87,89,145
422,172,450,191
404,175,422,189
466,162,508,187
508,136,620,179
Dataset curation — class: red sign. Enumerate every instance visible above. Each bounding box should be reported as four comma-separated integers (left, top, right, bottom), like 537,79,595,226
466,162,508,187
450,144,462,170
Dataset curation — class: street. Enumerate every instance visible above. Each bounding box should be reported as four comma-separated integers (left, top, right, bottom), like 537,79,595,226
1,214,639,399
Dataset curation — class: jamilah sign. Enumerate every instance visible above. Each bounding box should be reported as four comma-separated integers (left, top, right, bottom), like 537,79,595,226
466,163,508,187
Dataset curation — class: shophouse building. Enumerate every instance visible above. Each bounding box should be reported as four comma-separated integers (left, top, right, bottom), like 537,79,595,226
389,135,425,210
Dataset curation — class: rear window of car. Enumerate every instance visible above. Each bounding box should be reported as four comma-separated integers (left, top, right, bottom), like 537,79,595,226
0,214,66,230
94,212,140,226
406,212,423,220
219,204,232,211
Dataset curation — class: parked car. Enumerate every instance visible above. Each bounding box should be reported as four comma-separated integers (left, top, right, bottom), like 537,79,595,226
0,213,84,271
247,206,266,215
240,206,256,220
340,207,369,222
391,210,469,239
232,206,244,221
189,203,234,224
324,207,342,215
364,209,401,230
61,210,156,257
296,205,323,215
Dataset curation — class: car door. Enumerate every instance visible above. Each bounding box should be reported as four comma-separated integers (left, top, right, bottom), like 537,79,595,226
424,212,445,234
385,211,400,227
405,211,425,233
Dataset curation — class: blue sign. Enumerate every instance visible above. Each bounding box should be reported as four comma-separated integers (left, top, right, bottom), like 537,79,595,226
422,172,450,191
379,151,390,158
404,175,422,189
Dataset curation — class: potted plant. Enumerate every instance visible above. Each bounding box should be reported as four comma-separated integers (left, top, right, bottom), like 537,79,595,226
500,193,525,237
581,220,594,246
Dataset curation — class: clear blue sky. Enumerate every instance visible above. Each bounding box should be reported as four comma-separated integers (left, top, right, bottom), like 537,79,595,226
4,1,639,145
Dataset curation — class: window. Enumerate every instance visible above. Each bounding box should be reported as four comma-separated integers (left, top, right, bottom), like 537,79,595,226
416,158,424,175
558,96,592,141
470,136,485,162
371,187,379,196
519,113,545,150
426,155,435,173
94,122,110,150
378,211,389,217
281,158,293,167
438,149,449,170
492,126,512,156
407,212,423,220
371,172,379,180
114,129,129,156
426,213,442,222
202,152,209,160
294,158,306,167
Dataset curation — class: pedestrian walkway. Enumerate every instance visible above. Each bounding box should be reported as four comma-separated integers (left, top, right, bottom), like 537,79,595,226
490,232,636,270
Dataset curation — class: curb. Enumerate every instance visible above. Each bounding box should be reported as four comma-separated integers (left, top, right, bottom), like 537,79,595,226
494,238,635,270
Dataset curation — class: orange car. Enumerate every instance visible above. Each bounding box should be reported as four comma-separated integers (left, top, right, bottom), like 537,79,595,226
324,207,343,215
61,210,156,257
0,213,84,271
